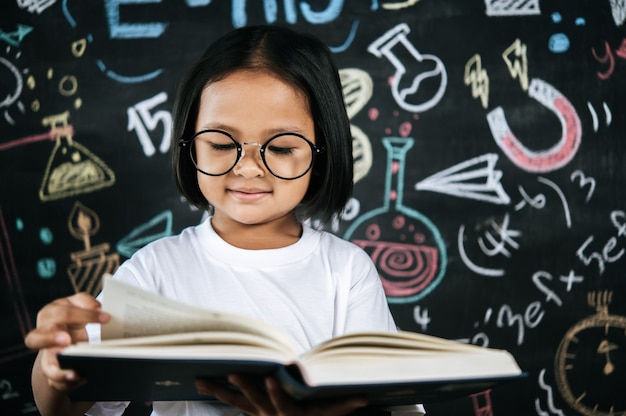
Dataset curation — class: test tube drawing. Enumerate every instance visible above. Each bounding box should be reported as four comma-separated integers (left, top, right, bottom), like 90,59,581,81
368,23,447,114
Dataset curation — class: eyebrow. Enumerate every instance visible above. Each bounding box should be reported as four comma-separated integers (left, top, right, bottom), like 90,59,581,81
196,123,311,138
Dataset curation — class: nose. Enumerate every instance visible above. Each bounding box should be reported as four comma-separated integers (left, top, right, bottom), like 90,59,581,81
233,142,265,177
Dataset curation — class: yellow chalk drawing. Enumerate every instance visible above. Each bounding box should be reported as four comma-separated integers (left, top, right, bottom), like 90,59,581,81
39,111,115,201
382,0,421,11
71,38,87,57
555,291,626,416
340,68,373,183
464,54,490,109
502,39,529,92
67,201,119,296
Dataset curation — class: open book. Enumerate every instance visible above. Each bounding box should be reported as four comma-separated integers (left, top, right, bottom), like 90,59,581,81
58,277,524,405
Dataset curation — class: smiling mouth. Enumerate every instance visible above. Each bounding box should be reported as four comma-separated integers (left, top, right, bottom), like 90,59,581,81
229,189,270,201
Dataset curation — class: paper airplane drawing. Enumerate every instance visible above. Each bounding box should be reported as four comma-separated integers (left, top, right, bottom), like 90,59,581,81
415,153,510,205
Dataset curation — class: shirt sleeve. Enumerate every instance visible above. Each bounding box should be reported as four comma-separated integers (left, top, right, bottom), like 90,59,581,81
343,248,397,333
344,249,427,416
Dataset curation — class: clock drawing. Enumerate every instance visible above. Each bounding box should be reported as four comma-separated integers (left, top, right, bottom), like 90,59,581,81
555,291,626,415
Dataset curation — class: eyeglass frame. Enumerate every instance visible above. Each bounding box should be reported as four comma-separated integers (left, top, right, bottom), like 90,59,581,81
178,129,325,180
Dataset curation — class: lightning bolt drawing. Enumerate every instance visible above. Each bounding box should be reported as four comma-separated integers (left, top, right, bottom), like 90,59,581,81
464,54,490,109
503,38,529,91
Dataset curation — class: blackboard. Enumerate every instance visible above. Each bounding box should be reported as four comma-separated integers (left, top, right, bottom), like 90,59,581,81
2,1,625,415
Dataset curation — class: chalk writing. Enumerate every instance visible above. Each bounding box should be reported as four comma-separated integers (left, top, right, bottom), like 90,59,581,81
478,213,521,258
412,305,430,331
586,101,613,132
570,169,596,203
458,224,505,277
576,210,626,275
592,38,626,80
105,0,168,39
127,92,172,157
532,271,563,307
535,368,566,416
491,301,544,346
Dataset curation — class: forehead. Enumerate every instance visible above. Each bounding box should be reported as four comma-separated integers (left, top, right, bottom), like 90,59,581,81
196,70,314,138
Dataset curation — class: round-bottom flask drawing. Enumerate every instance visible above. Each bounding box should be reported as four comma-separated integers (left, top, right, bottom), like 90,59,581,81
344,137,447,303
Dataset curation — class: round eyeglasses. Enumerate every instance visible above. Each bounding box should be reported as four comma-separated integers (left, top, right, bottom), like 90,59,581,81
179,129,324,180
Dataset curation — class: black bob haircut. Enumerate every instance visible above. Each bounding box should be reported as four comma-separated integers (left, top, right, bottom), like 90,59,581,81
171,25,353,226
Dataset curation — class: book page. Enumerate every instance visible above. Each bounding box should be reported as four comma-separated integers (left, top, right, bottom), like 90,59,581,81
100,276,295,354
298,348,522,386
62,331,293,363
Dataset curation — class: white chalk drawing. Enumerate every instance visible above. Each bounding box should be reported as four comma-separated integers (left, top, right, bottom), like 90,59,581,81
127,92,172,157
610,0,626,26
415,153,511,205
485,0,541,16
368,23,447,113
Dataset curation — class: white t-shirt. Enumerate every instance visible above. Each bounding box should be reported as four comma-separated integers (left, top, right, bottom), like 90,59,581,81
86,218,425,416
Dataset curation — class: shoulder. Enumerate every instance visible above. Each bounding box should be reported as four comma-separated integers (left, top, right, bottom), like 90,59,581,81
307,226,367,255
304,225,376,272
113,221,208,286
134,220,206,255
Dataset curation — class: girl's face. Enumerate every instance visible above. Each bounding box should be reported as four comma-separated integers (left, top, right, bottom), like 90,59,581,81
194,70,316,229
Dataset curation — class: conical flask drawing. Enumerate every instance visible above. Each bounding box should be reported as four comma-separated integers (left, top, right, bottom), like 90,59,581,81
39,111,115,201
344,137,447,304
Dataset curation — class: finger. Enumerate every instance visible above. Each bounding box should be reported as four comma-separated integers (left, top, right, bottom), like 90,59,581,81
195,379,223,397
325,397,369,416
65,292,103,309
24,328,72,350
40,350,84,392
196,378,257,415
265,377,298,414
36,296,109,329
228,374,275,414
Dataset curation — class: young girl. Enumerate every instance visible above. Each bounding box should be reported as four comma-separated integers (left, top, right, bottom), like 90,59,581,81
25,25,426,416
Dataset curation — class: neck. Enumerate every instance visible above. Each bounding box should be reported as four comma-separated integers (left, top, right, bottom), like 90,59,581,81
210,215,303,250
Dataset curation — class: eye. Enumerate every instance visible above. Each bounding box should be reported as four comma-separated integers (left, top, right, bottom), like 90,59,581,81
267,144,296,156
210,142,237,152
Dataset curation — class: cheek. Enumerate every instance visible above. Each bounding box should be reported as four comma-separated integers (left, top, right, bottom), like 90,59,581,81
196,174,219,199
285,176,312,202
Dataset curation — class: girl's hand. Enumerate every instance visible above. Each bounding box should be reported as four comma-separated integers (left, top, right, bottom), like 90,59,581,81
25,293,110,392
196,375,368,416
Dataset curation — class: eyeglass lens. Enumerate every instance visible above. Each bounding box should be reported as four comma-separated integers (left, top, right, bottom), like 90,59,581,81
190,131,315,179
